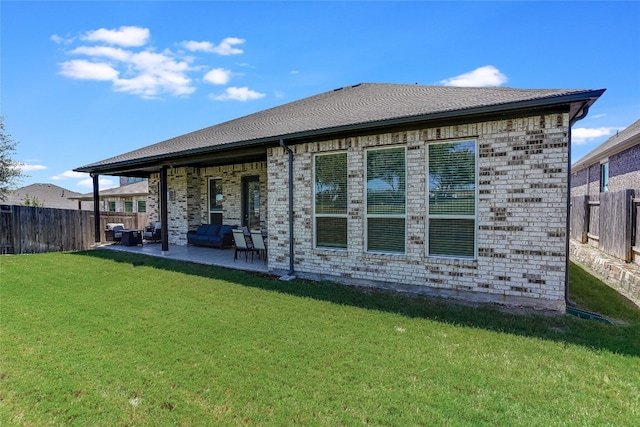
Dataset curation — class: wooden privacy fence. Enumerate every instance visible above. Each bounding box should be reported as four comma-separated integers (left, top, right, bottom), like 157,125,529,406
0,205,149,254
570,189,639,262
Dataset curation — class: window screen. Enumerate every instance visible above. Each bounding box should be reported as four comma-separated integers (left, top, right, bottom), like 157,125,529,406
366,147,406,253
428,140,476,258
315,153,347,249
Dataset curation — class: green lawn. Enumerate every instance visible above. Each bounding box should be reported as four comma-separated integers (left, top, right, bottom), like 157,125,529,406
1,251,639,426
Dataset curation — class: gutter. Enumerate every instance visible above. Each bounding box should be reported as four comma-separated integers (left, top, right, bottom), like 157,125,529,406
565,101,593,308
279,139,295,277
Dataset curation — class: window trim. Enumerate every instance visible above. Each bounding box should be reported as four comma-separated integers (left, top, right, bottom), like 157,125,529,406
365,145,407,255
426,139,478,260
313,151,348,250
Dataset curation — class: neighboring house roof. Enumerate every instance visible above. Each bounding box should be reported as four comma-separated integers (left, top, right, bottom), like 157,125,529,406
75,83,604,175
571,118,640,173
68,180,149,201
3,183,85,209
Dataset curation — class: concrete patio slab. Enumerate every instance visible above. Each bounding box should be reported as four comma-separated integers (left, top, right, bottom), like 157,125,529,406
97,241,270,274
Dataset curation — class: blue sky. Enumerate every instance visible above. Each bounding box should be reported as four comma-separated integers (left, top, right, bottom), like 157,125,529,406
2,0,639,191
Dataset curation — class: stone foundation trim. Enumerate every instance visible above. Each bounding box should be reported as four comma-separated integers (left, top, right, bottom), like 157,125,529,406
570,240,640,308
271,268,567,313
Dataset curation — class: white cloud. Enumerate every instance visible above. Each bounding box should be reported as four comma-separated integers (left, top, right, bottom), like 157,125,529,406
440,65,508,87
61,48,195,97
59,59,119,81
77,177,117,190
51,34,75,45
51,170,88,180
213,37,245,55
57,27,248,100
182,40,215,52
71,45,132,62
17,163,47,172
211,86,265,101
572,127,617,145
82,26,150,47
204,68,232,85
182,37,245,55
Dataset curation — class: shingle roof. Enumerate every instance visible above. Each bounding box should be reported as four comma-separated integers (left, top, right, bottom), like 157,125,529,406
572,118,640,172
76,83,604,173
68,180,149,201
3,183,86,209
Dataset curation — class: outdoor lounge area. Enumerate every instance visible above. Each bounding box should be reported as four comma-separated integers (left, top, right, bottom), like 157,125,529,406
100,241,270,274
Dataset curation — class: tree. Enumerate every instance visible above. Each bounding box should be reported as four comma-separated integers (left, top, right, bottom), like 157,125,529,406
0,117,24,201
23,194,44,207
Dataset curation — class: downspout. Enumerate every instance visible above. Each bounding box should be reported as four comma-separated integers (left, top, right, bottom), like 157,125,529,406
279,139,295,276
566,103,591,307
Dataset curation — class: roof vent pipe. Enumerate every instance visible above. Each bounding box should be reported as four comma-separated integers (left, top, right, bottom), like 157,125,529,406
279,139,295,277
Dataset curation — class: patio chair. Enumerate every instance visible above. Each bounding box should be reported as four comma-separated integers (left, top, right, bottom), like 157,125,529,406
250,230,267,263
143,222,162,243
232,229,256,262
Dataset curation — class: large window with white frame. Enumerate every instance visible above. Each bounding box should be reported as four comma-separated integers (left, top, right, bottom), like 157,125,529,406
314,152,348,249
366,146,406,253
427,140,477,258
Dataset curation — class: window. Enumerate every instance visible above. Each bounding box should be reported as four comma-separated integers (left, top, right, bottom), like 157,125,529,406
366,147,406,253
427,140,477,258
137,200,146,213
600,161,609,192
314,152,347,249
124,201,133,213
108,201,116,212
209,178,223,224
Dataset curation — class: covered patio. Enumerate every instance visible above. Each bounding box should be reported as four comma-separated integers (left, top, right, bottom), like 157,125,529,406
99,242,270,274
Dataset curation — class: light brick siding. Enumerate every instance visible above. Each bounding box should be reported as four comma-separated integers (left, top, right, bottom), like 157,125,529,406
147,114,569,311
148,162,268,245
268,114,569,311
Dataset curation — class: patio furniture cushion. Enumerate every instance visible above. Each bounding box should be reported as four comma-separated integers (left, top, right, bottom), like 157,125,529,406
187,224,237,248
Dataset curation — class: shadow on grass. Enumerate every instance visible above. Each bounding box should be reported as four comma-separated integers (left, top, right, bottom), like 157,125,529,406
72,250,640,358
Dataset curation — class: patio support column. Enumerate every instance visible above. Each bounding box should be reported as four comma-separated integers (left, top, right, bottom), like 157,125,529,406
279,139,295,276
91,173,100,243
160,165,169,254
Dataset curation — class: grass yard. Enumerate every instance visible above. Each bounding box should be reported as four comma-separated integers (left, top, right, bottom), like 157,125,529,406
1,251,639,426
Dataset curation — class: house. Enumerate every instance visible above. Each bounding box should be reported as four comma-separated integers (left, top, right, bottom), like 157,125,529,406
69,180,149,213
571,118,640,197
75,83,605,312
3,183,91,210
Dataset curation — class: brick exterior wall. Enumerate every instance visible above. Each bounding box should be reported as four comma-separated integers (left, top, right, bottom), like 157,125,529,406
571,143,640,197
148,162,268,245
147,114,570,312
610,143,640,192
268,114,569,311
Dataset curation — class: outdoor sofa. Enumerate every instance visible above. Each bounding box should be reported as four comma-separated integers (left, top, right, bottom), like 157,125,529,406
187,224,237,248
